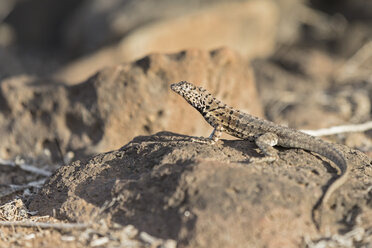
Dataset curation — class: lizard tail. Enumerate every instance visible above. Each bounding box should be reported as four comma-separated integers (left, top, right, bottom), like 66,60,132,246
311,140,348,204
307,139,349,230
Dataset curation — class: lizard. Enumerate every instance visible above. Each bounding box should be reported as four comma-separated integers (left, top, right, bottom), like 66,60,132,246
170,80,349,229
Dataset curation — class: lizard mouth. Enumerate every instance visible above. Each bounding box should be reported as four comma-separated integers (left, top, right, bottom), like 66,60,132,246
170,83,179,92
170,81,189,96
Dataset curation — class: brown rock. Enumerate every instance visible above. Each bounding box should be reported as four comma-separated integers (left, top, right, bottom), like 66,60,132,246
117,0,278,63
0,47,24,79
56,0,278,84
29,132,371,247
0,48,262,161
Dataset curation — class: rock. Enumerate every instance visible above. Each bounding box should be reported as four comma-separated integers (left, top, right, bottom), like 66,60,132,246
63,0,278,56
117,0,277,63
0,47,24,80
0,48,262,161
4,0,82,48
311,0,372,22
29,131,371,247
56,0,278,84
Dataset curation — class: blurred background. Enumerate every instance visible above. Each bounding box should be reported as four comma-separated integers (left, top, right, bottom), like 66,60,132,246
1,0,371,83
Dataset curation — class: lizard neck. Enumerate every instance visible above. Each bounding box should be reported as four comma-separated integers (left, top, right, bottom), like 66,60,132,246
201,96,236,128
170,81,243,128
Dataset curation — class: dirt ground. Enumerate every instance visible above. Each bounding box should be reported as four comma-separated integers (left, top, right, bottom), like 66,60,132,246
0,0,372,247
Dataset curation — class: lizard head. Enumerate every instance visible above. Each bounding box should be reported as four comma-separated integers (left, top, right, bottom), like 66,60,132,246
170,81,212,113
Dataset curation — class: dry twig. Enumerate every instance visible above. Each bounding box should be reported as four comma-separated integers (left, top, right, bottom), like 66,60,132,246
302,121,372,136
0,220,89,230
0,158,52,177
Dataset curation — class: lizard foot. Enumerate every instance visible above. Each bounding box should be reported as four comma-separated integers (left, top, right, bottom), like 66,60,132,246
189,136,216,144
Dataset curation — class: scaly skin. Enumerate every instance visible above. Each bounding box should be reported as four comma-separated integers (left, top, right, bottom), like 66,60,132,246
171,80,349,229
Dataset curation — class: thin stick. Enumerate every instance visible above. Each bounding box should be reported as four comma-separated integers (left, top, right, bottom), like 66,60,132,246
0,180,45,199
0,158,52,177
8,179,46,190
0,220,89,230
301,121,372,136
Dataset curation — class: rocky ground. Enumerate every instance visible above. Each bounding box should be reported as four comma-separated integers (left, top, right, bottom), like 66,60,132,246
0,0,372,247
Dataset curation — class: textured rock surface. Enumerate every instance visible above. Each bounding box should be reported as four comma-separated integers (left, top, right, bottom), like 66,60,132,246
0,48,262,161
29,132,371,247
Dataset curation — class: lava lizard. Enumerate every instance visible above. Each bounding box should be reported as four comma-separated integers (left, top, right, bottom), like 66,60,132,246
171,81,349,228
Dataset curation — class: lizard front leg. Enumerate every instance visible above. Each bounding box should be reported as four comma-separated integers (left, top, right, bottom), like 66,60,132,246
208,125,224,143
190,125,224,144
250,132,279,163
